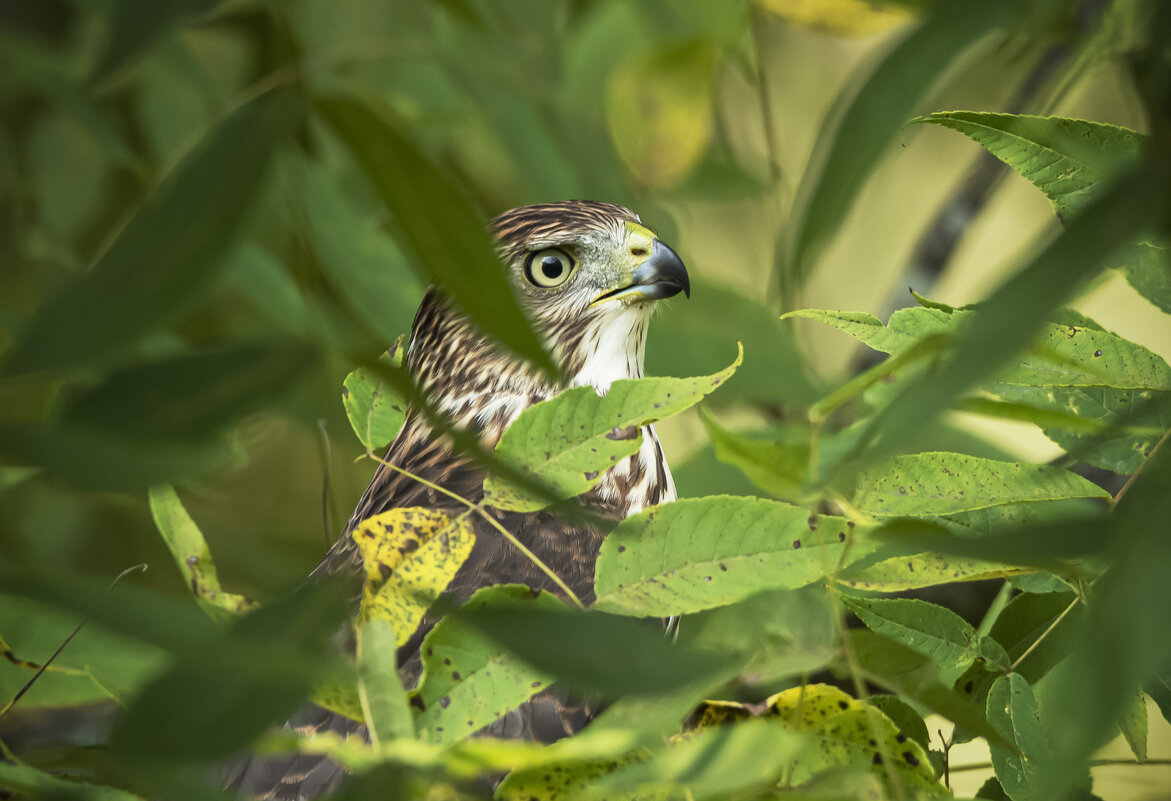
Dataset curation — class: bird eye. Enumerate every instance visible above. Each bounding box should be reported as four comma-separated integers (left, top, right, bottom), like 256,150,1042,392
524,248,575,288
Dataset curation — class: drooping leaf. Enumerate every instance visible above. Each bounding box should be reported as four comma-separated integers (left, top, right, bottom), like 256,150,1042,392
356,618,414,744
913,113,1144,221
698,407,808,502
456,605,738,696
2,91,297,376
867,694,931,753
1117,691,1148,763
412,585,559,745
841,596,979,683
314,94,555,374
986,674,1056,801
1115,241,1171,313
353,508,476,645
594,495,865,617
852,452,1110,517
148,484,255,620
784,1,1013,283
484,345,741,512
342,341,408,452
766,683,944,794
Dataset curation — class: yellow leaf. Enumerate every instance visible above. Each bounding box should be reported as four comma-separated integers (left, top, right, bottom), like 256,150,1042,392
605,40,714,189
353,508,475,646
760,0,913,37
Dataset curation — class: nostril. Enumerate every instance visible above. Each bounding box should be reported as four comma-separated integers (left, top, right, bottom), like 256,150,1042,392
631,247,648,257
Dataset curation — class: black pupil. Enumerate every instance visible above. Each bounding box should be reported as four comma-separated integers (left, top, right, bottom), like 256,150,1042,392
540,257,564,280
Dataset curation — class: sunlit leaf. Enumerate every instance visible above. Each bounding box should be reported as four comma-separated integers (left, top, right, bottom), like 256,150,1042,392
484,345,741,512
853,452,1109,517
594,496,865,617
760,0,913,36
314,93,555,374
148,484,255,621
606,39,715,189
2,91,297,376
767,683,944,794
353,508,476,645
698,407,808,502
582,717,807,800
413,585,558,745
342,341,407,452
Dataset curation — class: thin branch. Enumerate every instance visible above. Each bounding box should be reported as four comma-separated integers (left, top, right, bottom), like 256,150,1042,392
949,758,1171,774
1110,428,1170,510
1008,594,1080,674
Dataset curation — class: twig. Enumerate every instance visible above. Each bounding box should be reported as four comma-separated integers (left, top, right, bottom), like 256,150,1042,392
1007,594,1080,674
1110,428,1170,510
362,451,584,609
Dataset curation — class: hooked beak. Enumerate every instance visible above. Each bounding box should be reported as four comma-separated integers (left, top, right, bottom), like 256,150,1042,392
593,239,691,305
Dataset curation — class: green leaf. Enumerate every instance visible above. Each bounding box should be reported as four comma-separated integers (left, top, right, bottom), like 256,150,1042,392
913,113,1144,221
990,385,1171,475
342,342,408,451
583,718,806,800
594,496,862,617
785,306,1171,390
767,683,945,794
313,93,555,375
1117,691,1148,763
148,484,255,620
868,694,932,753
352,508,476,645
849,629,1008,749
356,618,415,744
63,341,316,440
784,2,1012,283
2,92,296,376
987,674,1055,801
300,159,424,342
853,452,1110,517
1116,241,1171,314
413,585,558,745
698,407,808,502
0,596,166,708
484,344,741,512
93,0,222,80
842,596,979,683
647,279,820,407
0,760,144,801
456,605,738,696
833,167,1168,480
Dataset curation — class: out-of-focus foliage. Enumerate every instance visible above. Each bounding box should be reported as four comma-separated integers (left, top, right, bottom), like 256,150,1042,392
2,0,1170,799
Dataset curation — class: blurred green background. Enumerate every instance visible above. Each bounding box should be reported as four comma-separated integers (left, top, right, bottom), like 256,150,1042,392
0,0,1168,792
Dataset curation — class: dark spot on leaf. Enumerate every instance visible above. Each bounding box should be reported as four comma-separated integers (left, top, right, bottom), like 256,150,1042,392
607,425,638,441
443,657,451,665
452,671,462,681
793,539,801,549
963,681,973,693
341,387,350,399
896,733,906,743
807,516,818,530
1093,349,1102,358
379,563,392,580
439,696,450,709
847,520,855,528
410,695,425,711
617,545,626,553
838,531,846,542
903,751,920,767
702,575,711,582
532,681,542,688
838,700,849,710
719,562,727,571
584,471,599,481
872,753,883,765
186,555,198,565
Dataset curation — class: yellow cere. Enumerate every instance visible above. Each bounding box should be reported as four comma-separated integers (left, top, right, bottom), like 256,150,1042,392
624,220,658,258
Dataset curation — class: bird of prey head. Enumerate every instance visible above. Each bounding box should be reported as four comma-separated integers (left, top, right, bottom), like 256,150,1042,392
407,201,690,434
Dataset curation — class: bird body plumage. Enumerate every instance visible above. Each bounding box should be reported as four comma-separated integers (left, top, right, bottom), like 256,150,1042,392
227,200,689,800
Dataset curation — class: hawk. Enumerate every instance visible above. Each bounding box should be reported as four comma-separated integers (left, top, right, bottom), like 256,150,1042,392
226,200,690,799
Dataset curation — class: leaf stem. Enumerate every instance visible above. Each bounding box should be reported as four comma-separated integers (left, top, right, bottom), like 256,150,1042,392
364,451,585,609
949,758,1171,774
1110,428,1170,510
1007,594,1079,674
